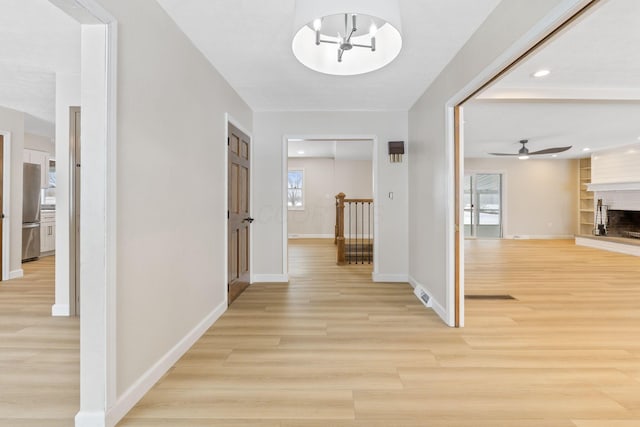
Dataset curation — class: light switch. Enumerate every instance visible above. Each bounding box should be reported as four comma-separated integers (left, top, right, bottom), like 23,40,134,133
388,192,393,199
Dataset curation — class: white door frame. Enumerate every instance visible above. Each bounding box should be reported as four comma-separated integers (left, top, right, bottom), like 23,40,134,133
445,0,594,327
0,131,12,280
49,0,118,425
281,134,379,278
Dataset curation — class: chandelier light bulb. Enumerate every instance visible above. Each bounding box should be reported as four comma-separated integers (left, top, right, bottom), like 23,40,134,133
313,18,322,31
369,22,378,37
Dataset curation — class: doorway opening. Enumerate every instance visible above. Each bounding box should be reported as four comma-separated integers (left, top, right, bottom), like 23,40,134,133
284,137,375,272
453,1,601,326
463,173,503,238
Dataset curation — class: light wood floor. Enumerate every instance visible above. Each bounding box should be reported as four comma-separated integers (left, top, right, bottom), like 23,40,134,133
0,256,79,427
119,238,640,426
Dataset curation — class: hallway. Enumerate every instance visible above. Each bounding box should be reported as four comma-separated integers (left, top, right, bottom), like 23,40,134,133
121,239,440,425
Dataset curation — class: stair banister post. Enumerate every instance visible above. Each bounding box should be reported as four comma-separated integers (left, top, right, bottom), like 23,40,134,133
336,193,346,265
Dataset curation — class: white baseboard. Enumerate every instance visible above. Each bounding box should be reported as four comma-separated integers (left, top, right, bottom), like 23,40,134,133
75,411,106,427
576,236,640,257
408,275,450,326
9,269,23,279
505,234,574,240
51,304,70,317
288,234,333,239
253,274,289,283
371,273,408,283
105,301,227,426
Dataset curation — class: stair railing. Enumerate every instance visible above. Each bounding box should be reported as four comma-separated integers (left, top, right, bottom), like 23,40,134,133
335,193,373,265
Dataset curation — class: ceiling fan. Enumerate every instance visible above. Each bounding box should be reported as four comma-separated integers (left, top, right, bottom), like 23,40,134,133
489,139,572,159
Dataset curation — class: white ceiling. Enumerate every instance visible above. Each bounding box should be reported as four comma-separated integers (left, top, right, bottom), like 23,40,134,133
468,0,640,158
5,0,635,157
156,0,501,111
0,0,80,137
288,139,373,161
464,99,640,158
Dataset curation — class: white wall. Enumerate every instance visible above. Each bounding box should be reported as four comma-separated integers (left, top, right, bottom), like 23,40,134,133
90,0,252,417
24,132,55,154
52,73,80,317
0,106,24,278
591,144,640,211
592,144,640,184
288,158,372,237
408,0,585,324
253,111,408,282
465,158,578,237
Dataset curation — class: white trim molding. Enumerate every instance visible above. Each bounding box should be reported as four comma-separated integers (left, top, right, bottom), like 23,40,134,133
505,234,575,240
408,276,449,325
253,274,289,283
68,0,118,425
52,304,71,317
9,269,23,280
106,301,227,426
288,234,334,239
75,412,107,427
0,131,11,281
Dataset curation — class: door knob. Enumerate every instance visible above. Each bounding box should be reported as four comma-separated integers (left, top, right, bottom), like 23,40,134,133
243,217,255,223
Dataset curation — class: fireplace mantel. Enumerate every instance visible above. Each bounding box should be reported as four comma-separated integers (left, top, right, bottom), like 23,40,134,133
587,182,640,192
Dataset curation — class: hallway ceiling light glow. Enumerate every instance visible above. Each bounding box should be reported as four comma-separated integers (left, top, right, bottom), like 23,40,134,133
292,0,402,76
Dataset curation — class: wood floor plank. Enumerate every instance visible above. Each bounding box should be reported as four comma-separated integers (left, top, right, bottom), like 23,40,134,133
118,239,640,425
0,256,78,427
3,239,640,425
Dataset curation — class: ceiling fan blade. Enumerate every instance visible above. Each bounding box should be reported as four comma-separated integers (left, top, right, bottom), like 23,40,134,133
488,152,519,156
529,146,572,155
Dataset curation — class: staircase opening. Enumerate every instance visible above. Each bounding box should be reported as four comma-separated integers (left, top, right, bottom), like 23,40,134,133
285,137,374,270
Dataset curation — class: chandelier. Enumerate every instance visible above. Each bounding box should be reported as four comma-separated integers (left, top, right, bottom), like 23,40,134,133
292,0,403,76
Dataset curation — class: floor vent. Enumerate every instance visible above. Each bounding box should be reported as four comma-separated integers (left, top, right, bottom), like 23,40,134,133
465,294,516,300
413,285,433,308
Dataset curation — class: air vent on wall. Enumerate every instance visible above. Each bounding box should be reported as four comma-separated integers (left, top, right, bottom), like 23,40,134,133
413,285,432,308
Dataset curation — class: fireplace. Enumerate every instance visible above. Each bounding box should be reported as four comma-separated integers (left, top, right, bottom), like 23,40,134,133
606,210,640,239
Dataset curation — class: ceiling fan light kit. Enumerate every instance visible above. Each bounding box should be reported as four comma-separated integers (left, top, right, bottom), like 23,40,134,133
292,0,403,75
489,139,572,159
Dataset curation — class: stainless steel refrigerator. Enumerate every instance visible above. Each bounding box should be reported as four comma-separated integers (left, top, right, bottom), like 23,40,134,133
22,163,41,262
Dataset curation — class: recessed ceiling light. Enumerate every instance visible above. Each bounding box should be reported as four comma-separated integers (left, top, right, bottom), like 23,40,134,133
532,69,551,78
583,148,591,152
297,150,305,154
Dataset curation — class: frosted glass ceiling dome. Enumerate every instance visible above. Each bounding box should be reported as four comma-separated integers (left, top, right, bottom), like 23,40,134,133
292,0,403,76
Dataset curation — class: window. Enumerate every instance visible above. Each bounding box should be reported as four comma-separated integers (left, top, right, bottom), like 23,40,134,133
288,170,304,209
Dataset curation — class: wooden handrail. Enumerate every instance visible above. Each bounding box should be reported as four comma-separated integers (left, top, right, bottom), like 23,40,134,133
335,193,345,264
